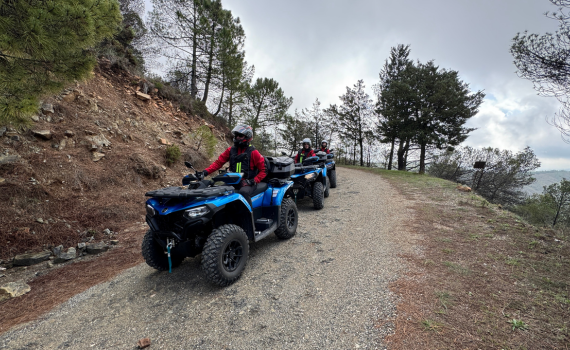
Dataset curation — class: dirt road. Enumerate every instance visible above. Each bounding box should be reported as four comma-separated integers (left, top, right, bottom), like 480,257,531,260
0,167,417,350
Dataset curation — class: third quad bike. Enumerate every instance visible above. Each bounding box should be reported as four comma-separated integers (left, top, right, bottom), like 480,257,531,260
143,157,297,286
290,155,327,209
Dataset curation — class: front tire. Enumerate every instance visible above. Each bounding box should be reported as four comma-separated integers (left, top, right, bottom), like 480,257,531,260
329,169,337,188
142,230,184,271
275,198,298,240
313,181,325,210
324,176,330,198
201,224,249,286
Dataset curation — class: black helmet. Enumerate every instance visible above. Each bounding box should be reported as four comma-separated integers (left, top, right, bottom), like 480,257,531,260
232,124,253,147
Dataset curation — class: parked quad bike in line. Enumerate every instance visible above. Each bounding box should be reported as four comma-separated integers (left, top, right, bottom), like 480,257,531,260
290,153,328,209
143,157,297,286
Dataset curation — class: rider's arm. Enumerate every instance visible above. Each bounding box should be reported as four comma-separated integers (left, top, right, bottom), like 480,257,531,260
251,150,267,183
294,152,300,163
205,147,231,174
309,150,316,157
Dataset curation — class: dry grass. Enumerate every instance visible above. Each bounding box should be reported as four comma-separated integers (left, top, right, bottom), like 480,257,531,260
346,166,570,350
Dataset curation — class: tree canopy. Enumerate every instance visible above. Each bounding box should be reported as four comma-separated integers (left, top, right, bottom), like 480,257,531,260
0,0,122,125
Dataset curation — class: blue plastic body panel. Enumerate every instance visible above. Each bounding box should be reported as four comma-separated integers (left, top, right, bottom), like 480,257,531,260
147,191,250,216
215,172,243,185
262,181,293,207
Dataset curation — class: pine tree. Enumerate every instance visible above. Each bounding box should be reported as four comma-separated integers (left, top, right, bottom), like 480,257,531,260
243,77,293,134
331,80,374,167
0,0,122,125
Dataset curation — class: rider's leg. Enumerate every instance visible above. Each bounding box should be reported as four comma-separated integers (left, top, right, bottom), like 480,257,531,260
238,183,256,207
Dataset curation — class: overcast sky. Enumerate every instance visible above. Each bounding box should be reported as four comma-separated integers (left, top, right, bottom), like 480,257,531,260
213,0,569,170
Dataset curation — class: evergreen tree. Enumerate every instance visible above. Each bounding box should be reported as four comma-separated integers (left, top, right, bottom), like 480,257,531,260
243,77,293,134
0,0,122,125
278,111,311,156
376,44,415,170
511,0,570,142
331,80,374,166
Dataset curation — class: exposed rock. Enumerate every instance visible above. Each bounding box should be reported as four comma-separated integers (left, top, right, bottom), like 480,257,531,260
59,139,66,150
0,178,5,184
136,92,151,101
77,242,86,250
456,185,472,192
110,240,119,245
0,126,6,137
53,245,63,257
0,282,31,301
64,130,75,137
46,261,54,268
130,153,163,179
31,115,40,122
159,138,168,145
103,228,111,235
13,251,51,266
84,130,96,135
137,338,151,349
36,218,44,224
62,92,77,102
86,243,109,254
10,135,20,141
41,103,54,114
86,134,111,147
0,155,20,165
54,247,76,263
32,130,53,140
92,152,105,162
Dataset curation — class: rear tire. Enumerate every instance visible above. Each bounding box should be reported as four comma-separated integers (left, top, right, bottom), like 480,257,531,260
142,230,184,271
313,181,325,210
201,224,249,286
329,169,337,188
324,176,330,198
275,198,298,240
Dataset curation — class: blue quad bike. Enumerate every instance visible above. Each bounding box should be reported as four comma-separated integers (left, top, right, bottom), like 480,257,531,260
290,154,328,209
143,157,297,286
321,150,337,189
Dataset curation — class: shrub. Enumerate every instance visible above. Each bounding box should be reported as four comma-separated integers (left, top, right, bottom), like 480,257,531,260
165,145,181,166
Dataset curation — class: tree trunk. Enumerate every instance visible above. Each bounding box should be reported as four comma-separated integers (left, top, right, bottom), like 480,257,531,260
388,138,395,170
190,5,199,100
228,90,234,126
213,79,225,117
419,142,426,174
202,21,216,103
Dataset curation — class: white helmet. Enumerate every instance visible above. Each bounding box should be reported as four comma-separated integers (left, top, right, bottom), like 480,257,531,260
302,138,311,147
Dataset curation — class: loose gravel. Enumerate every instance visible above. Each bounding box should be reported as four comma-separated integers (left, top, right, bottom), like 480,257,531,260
0,167,417,350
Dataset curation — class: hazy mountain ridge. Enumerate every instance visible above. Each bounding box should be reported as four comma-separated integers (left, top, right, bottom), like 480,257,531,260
523,170,570,195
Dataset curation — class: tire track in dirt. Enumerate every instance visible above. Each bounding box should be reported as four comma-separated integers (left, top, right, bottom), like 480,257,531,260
0,167,418,350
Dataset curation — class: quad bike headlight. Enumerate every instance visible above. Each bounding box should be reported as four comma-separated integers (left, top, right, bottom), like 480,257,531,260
304,173,317,180
184,206,210,219
146,204,156,217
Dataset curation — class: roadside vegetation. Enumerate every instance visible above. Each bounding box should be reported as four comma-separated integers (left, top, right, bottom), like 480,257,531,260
347,166,570,349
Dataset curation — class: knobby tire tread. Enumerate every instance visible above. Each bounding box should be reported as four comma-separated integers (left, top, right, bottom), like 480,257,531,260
201,224,249,286
142,230,183,271
313,181,325,210
275,198,298,240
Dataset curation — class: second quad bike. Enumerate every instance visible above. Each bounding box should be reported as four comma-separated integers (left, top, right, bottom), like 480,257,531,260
143,157,297,286
290,155,327,209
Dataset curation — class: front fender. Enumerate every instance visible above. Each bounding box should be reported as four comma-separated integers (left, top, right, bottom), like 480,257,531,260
265,181,294,206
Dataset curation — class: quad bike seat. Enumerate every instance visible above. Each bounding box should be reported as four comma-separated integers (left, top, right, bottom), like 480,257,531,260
251,182,268,197
145,185,235,199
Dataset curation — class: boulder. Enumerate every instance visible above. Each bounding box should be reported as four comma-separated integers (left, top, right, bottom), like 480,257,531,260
52,245,63,257
0,155,20,165
86,243,109,254
136,91,151,101
13,251,51,266
54,247,76,264
86,134,111,147
32,130,53,140
41,103,54,114
0,282,31,302
92,152,105,162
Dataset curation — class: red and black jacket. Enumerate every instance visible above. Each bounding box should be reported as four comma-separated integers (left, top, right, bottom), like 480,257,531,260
205,145,267,183
319,147,330,154
295,148,316,163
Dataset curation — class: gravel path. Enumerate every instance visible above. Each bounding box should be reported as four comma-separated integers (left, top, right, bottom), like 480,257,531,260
0,167,417,350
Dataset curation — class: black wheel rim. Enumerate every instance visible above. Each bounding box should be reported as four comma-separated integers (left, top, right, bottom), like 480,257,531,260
222,240,243,272
287,208,296,230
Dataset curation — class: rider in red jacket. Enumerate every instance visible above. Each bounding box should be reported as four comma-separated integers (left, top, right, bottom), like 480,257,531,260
295,138,316,163
202,124,266,206
319,140,330,154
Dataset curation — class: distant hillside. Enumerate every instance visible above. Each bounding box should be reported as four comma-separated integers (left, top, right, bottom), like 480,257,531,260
523,170,570,195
